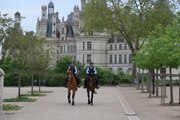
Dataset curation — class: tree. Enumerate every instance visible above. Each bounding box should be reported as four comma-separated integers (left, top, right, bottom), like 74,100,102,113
33,39,50,92
83,0,176,81
134,12,180,103
0,14,14,64
55,56,73,73
7,28,29,98
25,32,49,95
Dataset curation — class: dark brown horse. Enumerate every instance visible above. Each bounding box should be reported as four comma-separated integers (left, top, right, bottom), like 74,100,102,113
67,70,77,105
86,74,96,105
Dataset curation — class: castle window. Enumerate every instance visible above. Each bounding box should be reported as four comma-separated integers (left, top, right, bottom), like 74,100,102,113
68,45,70,53
115,44,117,50
53,30,55,33
83,42,85,50
114,54,117,64
110,44,113,50
129,54,132,63
71,45,73,53
64,46,65,53
87,41,91,50
60,46,62,53
119,54,122,64
62,37,64,41
74,45,76,52
124,44,127,50
124,54,127,63
54,23,56,26
109,55,112,64
119,44,122,50
83,54,85,64
62,28,64,34
87,54,91,63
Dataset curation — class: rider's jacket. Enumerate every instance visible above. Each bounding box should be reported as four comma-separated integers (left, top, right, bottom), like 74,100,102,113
67,66,77,74
86,67,97,75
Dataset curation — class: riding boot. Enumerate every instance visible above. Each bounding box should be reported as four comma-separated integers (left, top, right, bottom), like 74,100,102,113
64,77,68,88
83,78,87,89
77,77,80,87
96,78,99,89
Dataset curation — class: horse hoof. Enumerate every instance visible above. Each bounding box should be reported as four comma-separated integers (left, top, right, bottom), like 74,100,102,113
91,103,93,106
88,101,91,104
72,102,75,106
68,100,71,104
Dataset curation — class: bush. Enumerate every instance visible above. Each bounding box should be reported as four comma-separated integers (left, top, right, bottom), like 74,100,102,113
45,73,66,86
116,72,132,84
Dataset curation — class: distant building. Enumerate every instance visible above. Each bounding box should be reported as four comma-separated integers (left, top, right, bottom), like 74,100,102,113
36,1,132,73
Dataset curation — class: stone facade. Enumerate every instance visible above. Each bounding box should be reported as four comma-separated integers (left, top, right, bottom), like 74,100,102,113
36,1,132,73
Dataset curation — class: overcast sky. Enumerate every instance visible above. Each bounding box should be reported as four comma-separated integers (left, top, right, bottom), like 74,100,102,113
0,0,81,32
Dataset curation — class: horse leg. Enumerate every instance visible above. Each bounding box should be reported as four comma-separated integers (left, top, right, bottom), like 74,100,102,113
68,90,71,104
87,90,91,104
72,90,75,106
91,91,94,106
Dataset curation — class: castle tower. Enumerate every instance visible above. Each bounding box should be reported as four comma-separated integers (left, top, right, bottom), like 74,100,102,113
81,0,86,11
72,6,80,37
14,11,21,30
60,17,67,40
51,12,58,38
36,5,48,37
47,1,54,37
41,6,47,21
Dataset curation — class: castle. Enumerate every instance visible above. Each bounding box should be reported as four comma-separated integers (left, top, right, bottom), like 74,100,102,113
36,1,132,73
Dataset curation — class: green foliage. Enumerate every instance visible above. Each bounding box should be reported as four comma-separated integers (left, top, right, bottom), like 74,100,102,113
0,57,30,86
55,56,73,73
3,104,23,111
21,93,46,97
45,73,66,87
134,14,180,70
3,97,37,102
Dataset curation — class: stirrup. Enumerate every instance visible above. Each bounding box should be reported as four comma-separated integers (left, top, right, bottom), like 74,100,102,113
96,86,99,89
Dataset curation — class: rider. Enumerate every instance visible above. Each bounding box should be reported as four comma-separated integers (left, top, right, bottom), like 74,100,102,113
83,62,99,89
65,63,80,88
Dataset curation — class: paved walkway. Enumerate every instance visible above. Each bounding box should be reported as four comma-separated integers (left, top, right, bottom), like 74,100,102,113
119,86,180,120
1,86,180,120
3,87,129,120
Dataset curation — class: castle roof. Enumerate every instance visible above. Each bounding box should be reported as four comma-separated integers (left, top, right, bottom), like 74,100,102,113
15,11,21,17
48,1,54,8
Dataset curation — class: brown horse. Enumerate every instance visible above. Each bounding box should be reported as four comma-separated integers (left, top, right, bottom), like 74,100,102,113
86,74,96,105
67,70,77,105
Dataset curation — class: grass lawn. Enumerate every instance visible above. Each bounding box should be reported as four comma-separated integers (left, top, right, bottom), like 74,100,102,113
3,96,37,102
3,104,23,111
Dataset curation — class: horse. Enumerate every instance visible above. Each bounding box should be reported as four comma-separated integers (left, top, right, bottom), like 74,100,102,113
85,74,96,106
67,69,77,106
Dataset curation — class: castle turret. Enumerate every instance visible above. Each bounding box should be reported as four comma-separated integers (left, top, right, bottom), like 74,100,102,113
60,17,67,40
81,0,86,11
72,5,80,37
41,6,47,21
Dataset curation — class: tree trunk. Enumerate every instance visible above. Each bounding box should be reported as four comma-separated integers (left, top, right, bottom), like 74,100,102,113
156,69,159,97
169,67,173,104
31,73,34,95
148,69,152,98
141,69,144,93
18,75,21,99
179,74,180,104
132,63,137,84
152,69,155,95
39,74,41,92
